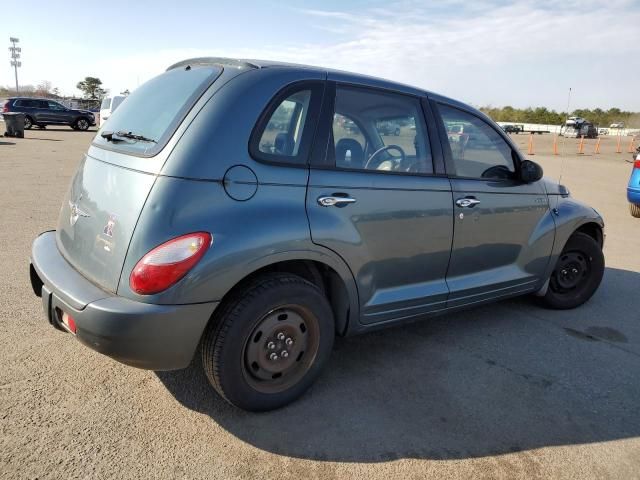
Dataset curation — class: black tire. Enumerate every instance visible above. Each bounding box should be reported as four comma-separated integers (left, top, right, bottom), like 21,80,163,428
23,116,33,130
201,273,335,411
630,203,640,218
540,232,604,309
75,118,90,131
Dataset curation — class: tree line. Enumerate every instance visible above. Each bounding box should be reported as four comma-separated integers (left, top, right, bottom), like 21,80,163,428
1,80,637,128
1,76,108,101
479,105,639,128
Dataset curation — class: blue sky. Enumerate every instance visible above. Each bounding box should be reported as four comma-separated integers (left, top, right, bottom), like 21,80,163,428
4,0,640,110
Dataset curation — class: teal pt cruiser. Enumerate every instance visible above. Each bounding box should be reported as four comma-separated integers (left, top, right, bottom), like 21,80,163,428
30,58,605,411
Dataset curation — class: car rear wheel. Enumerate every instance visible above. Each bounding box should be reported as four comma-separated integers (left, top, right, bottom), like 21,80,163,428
201,273,334,411
75,118,90,131
23,116,33,130
630,203,640,218
540,232,604,309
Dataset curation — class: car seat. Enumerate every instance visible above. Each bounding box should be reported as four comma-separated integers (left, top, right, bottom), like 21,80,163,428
274,132,295,156
335,138,364,169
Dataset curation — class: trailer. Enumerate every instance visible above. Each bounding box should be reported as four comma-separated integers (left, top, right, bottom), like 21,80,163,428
519,124,550,135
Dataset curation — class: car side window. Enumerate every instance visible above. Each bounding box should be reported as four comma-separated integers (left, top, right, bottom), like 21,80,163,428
257,90,312,159
438,104,515,179
330,86,433,174
48,101,64,111
36,100,49,109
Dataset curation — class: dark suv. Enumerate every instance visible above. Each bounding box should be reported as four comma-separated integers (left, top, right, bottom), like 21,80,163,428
29,58,604,411
3,97,96,130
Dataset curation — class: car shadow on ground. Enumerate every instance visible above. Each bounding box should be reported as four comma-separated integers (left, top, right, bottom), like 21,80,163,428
156,267,640,462
26,128,97,133
17,137,64,142
0,140,16,145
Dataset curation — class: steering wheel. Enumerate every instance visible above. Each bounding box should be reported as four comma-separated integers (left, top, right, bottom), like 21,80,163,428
364,145,406,170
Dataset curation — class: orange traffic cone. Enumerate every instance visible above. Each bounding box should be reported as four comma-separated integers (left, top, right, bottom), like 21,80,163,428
616,136,622,153
594,138,601,154
527,133,535,155
578,137,585,155
629,137,636,153
553,135,559,155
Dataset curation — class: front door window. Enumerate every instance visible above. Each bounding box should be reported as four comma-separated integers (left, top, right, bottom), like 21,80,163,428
439,104,515,180
330,86,433,174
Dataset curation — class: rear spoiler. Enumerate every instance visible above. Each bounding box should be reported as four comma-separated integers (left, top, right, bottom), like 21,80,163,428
167,57,260,71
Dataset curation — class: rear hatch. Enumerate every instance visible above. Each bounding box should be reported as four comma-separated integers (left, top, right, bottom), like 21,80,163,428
56,64,223,293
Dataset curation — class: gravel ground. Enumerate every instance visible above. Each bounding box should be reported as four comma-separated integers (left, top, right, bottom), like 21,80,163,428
1,128,639,479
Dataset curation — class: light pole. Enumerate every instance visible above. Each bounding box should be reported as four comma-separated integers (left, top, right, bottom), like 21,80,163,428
9,37,21,94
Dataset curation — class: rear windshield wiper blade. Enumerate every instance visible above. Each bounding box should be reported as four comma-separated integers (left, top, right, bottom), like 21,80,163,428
101,130,157,143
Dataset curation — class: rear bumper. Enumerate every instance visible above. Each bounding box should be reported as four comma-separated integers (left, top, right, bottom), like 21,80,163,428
30,231,218,370
628,187,640,205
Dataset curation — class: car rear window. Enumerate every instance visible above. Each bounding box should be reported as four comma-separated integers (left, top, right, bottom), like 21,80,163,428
93,65,222,156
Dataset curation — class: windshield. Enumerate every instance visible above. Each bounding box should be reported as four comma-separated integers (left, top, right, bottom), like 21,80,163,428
93,65,222,156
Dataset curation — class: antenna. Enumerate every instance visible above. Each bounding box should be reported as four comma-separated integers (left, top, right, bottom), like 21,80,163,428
559,87,571,184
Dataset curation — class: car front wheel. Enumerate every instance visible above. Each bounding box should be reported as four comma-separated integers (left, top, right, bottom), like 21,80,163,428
75,118,90,131
540,232,604,309
202,273,335,411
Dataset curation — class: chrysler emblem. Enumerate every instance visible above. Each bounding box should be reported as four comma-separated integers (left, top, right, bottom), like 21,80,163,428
69,195,90,226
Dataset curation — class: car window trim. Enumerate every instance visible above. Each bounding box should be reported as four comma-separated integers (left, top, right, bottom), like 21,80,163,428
431,99,523,181
421,98,446,175
312,81,438,177
248,80,326,168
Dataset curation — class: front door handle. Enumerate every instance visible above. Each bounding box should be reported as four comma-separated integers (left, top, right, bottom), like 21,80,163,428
317,195,357,207
456,197,481,208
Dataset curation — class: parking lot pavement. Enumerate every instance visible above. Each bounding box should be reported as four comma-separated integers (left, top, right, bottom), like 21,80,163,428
1,130,639,479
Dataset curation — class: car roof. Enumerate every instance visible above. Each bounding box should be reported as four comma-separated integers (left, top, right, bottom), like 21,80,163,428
9,97,59,101
167,57,470,110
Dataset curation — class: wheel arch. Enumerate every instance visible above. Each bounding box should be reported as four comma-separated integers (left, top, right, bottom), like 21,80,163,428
542,198,605,284
574,221,604,248
210,250,359,337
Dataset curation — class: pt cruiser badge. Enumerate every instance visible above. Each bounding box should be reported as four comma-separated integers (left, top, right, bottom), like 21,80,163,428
68,196,90,226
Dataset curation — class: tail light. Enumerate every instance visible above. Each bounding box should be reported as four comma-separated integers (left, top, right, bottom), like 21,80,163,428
635,159,640,169
130,232,212,295
2,102,9,113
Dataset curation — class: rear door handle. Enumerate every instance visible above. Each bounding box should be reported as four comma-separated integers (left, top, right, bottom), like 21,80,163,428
317,195,357,207
456,197,481,208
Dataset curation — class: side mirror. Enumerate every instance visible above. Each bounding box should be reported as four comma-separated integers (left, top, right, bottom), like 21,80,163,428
520,159,543,183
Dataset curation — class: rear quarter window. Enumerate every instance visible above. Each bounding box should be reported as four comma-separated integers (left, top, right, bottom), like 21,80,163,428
93,65,222,156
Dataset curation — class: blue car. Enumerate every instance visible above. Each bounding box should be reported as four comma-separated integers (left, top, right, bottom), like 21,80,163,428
629,149,640,217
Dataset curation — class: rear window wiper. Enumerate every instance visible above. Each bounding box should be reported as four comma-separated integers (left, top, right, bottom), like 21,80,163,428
101,131,157,143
